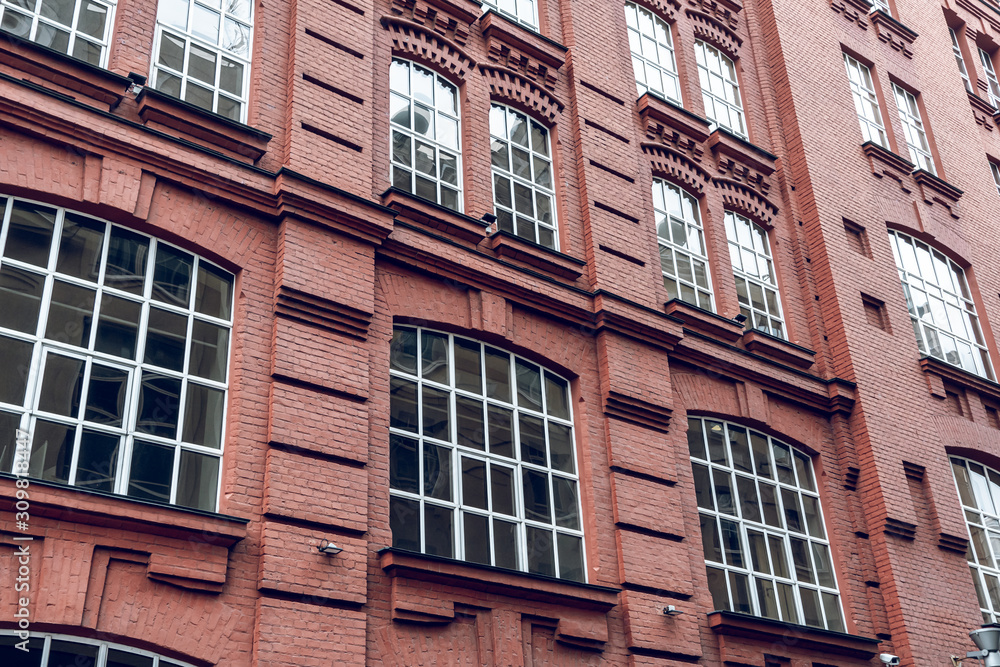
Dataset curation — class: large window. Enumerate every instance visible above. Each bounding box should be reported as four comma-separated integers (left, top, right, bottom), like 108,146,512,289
726,211,785,339
689,417,844,631
150,0,254,122
951,28,974,94
388,326,584,581
0,196,234,511
892,85,934,174
489,104,557,249
0,0,116,66
654,179,713,310
625,1,681,104
843,54,887,148
390,58,462,212
481,0,536,29
951,457,1000,624
980,48,1000,109
1,631,193,666
888,230,993,380
695,40,745,138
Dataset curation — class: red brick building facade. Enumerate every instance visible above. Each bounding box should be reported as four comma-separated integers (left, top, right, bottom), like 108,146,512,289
1,0,999,664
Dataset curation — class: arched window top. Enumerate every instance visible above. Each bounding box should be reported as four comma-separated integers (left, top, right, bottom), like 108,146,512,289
688,417,844,631
0,631,195,666
888,229,993,380
725,211,785,339
625,1,682,105
653,178,713,311
0,195,234,511
696,40,745,138
388,326,585,581
952,456,1000,623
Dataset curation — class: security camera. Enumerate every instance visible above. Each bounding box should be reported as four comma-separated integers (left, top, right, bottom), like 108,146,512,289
879,654,900,666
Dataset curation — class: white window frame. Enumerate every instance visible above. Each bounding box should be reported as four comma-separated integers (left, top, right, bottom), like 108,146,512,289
388,326,586,581
889,229,994,380
0,194,234,511
991,162,1000,198
489,104,558,249
867,0,890,13
982,48,1000,109
695,40,746,138
653,178,713,310
481,0,538,30
625,1,682,105
892,84,935,174
951,457,1000,625
689,417,845,632
952,28,974,94
0,0,117,67
726,211,785,339
0,630,195,666
150,0,254,122
389,58,463,212
843,53,887,148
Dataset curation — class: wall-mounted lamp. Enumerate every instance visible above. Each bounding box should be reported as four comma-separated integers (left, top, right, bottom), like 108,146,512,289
733,314,748,326
662,605,683,617
316,539,343,555
481,213,498,234
967,625,1000,667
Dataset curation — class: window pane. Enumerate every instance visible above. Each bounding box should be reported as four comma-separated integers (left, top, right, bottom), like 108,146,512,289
182,383,225,448
57,213,105,281
390,496,420,550
491,464,515,515
28,419,75,483
707,566,730,610
548,422,574,474
519,413,546,465
0,336,32,405
390,327,418,375
516,359,543,410
389,434,419,493
136,373,182,438
144,307,188,371
487,405,513,458
454,337,482,394
95,295,142,360
106,649,155,667
4,201,56,267
420,331,449,384
552,476,579,529
105,227,149,295
557,533,584,582
494,518,518,569
152,244,193,307
456,397,484,450
463,512,490,564
176,449,220,510
84,363,129,427
461,456,487,509
195,262,233,320
0,265,44,334
485,347,511,401
424,503,454,557
188,320,229,382
390,379,418,432
423,443,452,501
526,525,555,576
523,469,551,523
422,385,451,441
37,353,85,417
45,280,95,347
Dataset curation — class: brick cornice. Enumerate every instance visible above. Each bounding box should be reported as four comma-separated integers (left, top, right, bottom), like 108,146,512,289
642,142,712,196
633,0,683,22
479,64,564,123
869,10,917,59
686,7,743,59
381,16,477,80
713,177,779,227
708,612,880,660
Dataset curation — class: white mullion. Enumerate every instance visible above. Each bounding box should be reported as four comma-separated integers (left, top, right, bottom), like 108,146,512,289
67,0,83,57
0,195,12,256
40,635,52,665
168,434,182,504
66,356,94,485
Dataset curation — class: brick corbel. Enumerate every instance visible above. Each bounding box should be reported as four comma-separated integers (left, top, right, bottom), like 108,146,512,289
642,142,711,197
861,141,913,194
479,64,564,124
686,8,743,59
870,10,917,59
391,0,481,38
913,169,962,219
480,10,566,91
708,129,775,196
633,0,682,22
687,0,741,29
829,0,870,30
969,90,996,130
381,16,477,80
713,178,779,227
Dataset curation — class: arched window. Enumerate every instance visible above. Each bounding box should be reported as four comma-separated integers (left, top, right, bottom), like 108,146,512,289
689,417,844,631
388,326,584,581
150,0,254,121
389,59,462,211
725,211,785,338
0,631,194,666
625,2,681,104
951,457,1000,623
695,40,745,138
0,195,234,511
0,0,117,67
653,178,713,310
889,230,993,380
489,104,558,249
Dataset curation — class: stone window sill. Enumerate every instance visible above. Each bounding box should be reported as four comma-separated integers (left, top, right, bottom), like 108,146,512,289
920,356,1000,401
665,299,744,343
381,187,487,244
913,169,962,218
486,231,584,280
708,127,776,176
742,329,816,369
0,30,130,110
707,611,880,660
480,10,567,70
135,87,272,162
638,91,712,143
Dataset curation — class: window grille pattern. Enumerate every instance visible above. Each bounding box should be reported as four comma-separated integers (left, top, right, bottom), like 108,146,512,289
389,326,585,581
892,85,934,174
0,631,194,666
0,0,116,66
695,40,746,137
390,59,462,212
481,0,536,29
625,1,681,104
726,211,784,339
490,104,557,249
951,457,1000,624
689,417,844,631
843,54,887,147
653,179,712,310
868,0,889,12
952,28,973,94
981,48,1000,108
889,230,993,380
151,0,253,121
0,195,234,511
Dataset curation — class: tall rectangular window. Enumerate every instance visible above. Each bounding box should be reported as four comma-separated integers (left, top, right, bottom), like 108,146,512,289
892,85,934,174
481,0,536,29
726,212,785,339
389,59,462,211
951,28,973,94
0,0,116,66
844,54,887,147
980,48,1000,108
626,1,681,104
654,179,713,310
489,105,557,249
150,0,254,122
991,162,1000,198
951,457,1000,624
695,41,746,138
